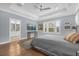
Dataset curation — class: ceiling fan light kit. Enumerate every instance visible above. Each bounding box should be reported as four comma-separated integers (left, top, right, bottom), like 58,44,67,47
33,3,51,11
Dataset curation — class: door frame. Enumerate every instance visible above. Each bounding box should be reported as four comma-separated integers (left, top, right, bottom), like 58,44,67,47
9,18,21,42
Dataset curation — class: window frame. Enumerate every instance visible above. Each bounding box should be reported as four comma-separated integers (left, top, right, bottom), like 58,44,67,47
38,21,61,34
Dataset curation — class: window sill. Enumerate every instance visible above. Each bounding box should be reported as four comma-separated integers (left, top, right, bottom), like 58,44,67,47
38,32,61,35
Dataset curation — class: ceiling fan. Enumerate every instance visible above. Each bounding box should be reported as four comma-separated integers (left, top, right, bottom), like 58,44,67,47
33,3,51,11
16,3,25,7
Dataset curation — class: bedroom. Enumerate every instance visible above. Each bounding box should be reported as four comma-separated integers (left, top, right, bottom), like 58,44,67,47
0,3,79,56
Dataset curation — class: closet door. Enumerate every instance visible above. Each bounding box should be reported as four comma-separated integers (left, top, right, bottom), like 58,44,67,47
9,18,21,41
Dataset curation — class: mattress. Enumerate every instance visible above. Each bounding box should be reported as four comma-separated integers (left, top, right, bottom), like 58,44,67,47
32,35,79,56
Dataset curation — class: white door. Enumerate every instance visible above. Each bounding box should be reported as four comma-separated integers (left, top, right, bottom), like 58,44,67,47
9,18,21,41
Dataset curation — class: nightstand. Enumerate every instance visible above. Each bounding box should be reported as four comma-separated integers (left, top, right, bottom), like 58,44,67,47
27,32,37,39
22,39,33,49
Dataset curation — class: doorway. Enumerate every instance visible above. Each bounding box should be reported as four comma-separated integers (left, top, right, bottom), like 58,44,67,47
9,18,21,42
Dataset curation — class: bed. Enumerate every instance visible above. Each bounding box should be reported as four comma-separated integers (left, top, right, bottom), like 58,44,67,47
32,35,79,56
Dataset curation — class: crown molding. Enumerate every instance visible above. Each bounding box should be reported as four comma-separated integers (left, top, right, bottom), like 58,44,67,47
0,7,38,21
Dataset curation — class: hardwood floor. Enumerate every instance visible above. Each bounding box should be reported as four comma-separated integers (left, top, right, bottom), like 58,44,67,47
0,39,46,56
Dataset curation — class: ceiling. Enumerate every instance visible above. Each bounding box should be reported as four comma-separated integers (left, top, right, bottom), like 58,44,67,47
0,3,79,21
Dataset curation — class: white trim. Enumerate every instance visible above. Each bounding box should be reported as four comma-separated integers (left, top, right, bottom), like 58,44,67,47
0,5,76,22
0,41,10,45
0,7,36,21
9,18,21,41
10,4,38,19
0,38,27,45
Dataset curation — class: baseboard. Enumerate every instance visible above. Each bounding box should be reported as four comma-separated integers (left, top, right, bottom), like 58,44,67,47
0,37,27,45
0,41,10,45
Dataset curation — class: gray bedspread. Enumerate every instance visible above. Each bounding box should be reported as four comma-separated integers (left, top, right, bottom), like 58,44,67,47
32,35,79,56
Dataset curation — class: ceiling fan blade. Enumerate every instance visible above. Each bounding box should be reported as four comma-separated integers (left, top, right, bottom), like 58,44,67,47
44,8,51,10
17,3,24,7
41,7,51,10
40,8,51,11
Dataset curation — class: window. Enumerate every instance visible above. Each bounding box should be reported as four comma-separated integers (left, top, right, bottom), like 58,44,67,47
48,23,57,32
16,24,20,31
47,21,60,32
38,21,60,33
38,23,43,32
27,24,36,31
11,23,15,32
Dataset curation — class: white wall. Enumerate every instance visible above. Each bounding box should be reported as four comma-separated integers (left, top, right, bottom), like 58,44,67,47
37,15,76,37
0,10,36,43
75,11,79,32
60,15,76,35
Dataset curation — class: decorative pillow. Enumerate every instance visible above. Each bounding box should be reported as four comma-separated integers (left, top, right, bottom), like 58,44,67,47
72,33,79,43
64,32,76,41
69,33,79,42
64,32,79,44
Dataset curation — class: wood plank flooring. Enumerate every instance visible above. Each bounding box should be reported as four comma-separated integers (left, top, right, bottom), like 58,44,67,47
0,39,46,56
